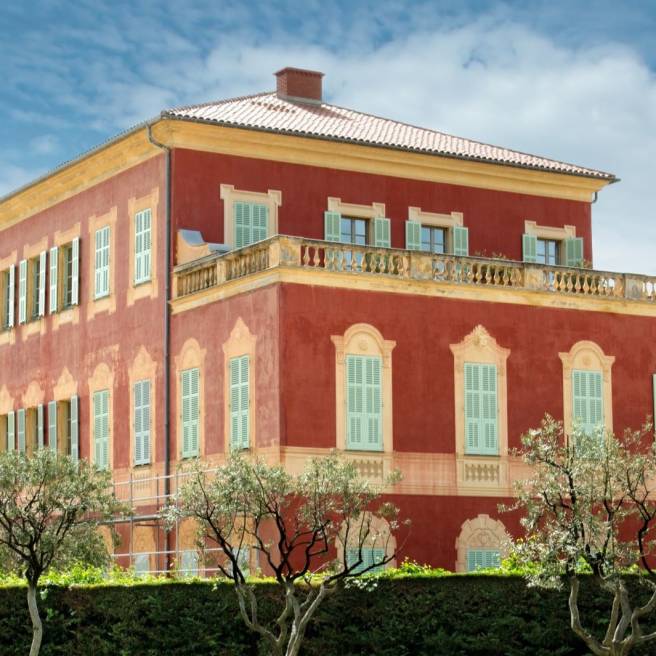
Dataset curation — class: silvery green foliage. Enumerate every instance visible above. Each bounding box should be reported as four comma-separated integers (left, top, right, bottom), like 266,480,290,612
0,449,126,656
506,415,656,656
165,452,403,656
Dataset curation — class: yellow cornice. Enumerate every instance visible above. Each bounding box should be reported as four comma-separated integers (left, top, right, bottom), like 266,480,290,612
152,119,610,202
0,116,612,232
0,130,161,231
170,266,656,319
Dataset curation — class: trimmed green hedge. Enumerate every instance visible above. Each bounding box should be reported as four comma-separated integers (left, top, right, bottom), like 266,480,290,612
0,576,654,655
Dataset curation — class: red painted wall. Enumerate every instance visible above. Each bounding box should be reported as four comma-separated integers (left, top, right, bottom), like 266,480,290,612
0,155,167,467
279,283,656,453
170,148,593,263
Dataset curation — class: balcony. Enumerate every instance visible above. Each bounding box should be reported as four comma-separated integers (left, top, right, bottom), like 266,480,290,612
172,235,656,305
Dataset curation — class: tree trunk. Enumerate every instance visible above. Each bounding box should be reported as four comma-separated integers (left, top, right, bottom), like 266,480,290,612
27,583,43,656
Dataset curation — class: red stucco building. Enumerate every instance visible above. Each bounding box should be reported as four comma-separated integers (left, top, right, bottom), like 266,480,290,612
1,67,653,574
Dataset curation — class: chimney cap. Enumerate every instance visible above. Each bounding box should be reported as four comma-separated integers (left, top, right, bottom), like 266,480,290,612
275,67,324,104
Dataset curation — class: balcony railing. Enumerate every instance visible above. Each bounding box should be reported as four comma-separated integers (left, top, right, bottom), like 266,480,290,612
173,235,656,304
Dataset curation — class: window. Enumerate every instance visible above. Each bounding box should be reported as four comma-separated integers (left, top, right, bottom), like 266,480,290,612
28,253,46,320
0,266,14,330
93,390,110,470
18,260,27,324
94,226,110,298
134,208,152,284
181,367,200,458
467,548,500,571
346,355,383,451
47,398,78,459
49,239,80,312
229,355,250,450
536,238,559,266
0,413,12,452
464,363,498,456
134,553,150,577
523,230,584,267
133,380,151,465
228,547,251,578
17,409,25,453
324,212,391,248
421,226,447,254
346,547,386,574
340,217,368,245
572,369,603,436
179,550,199,578
234,202,268,249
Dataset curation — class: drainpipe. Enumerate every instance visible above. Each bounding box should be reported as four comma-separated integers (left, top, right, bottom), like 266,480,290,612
146,121,172,567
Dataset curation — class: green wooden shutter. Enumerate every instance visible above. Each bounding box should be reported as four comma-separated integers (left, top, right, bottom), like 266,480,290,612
252,204,268,243
564,237,584,267
181,368,200,458
324,211,341,242
373,218,391,248
37,404,44,449
522,234,538,263
134,210,151,283
48,247,58,313
7,264,15,327
405,221,421,251
573,369,603,436
452,226,469,256
467,548,500,571
94,390,110,470
48,401,57,451
464,363,498,455
229,356,250,450
17,409,25,453
7,411,15,451
70,395,79,462
95,226,110,298
234,202,251,249
346,547,385,574
38,251,47,317
71,237,79,305
346,355,382,451
18,259,27,324
143,210,152,280
134,380,151,465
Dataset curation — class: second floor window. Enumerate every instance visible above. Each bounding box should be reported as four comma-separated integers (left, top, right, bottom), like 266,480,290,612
234,201,268,249
229,355,250,450
421,226,447,254
134,209,152,284
0,266,14,330
94,226,111,298
181,367,200,458
464,362,498,456
133,380,151,466
340,217,368,246
346,354,383,451
536,238,559,266
93,390,110,470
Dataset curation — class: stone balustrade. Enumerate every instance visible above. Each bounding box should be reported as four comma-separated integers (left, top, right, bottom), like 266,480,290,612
172,235,656,304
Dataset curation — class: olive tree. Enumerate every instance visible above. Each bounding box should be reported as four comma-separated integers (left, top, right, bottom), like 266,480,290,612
0,449,125,656
165,453,403,656
507,415,656,656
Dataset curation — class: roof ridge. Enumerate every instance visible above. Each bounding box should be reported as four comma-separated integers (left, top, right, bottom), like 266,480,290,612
164,90,275,115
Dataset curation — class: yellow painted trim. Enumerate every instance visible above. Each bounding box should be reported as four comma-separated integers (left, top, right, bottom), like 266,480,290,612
0,131,160,231
128,346,158,468
0,386,14,415
327,196,386,219
87,207,118,321
336,513,397,570
219,184,281,249
455,514,511,572
170,265,656,319
222,318,257,453
559,340,615,436
88,363,114,470
22,381,45,408
53,367,78,401
174,338,206,460
127,188,160,307
524,219,576,241
331,323,395,453
153,120,611,202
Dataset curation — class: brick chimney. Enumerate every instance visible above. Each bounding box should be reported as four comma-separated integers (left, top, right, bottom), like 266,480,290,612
275,67,324,104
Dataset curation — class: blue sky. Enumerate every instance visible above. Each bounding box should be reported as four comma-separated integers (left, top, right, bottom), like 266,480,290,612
1,0,655,272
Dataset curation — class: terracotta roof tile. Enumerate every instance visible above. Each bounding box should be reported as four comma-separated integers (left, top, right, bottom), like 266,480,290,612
164,92,615,180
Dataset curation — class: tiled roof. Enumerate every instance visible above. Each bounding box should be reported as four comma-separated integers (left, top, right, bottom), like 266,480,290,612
164,92,615,180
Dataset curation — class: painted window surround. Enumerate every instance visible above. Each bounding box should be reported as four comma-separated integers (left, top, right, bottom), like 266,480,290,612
408,206,464,252
175,338,206,460
222,318,257,454
331,323,395,453
20,236,48,341
129,346,158,468
88,363,114,469
327,197,386,245
87,207,118,320
220,184,281,249
127,188,159,307
0,250,17,347
559,340,614,437
52,223,81,332
336,513,397,570
455,514,510,573
450,326,510,490
524,219,576,242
